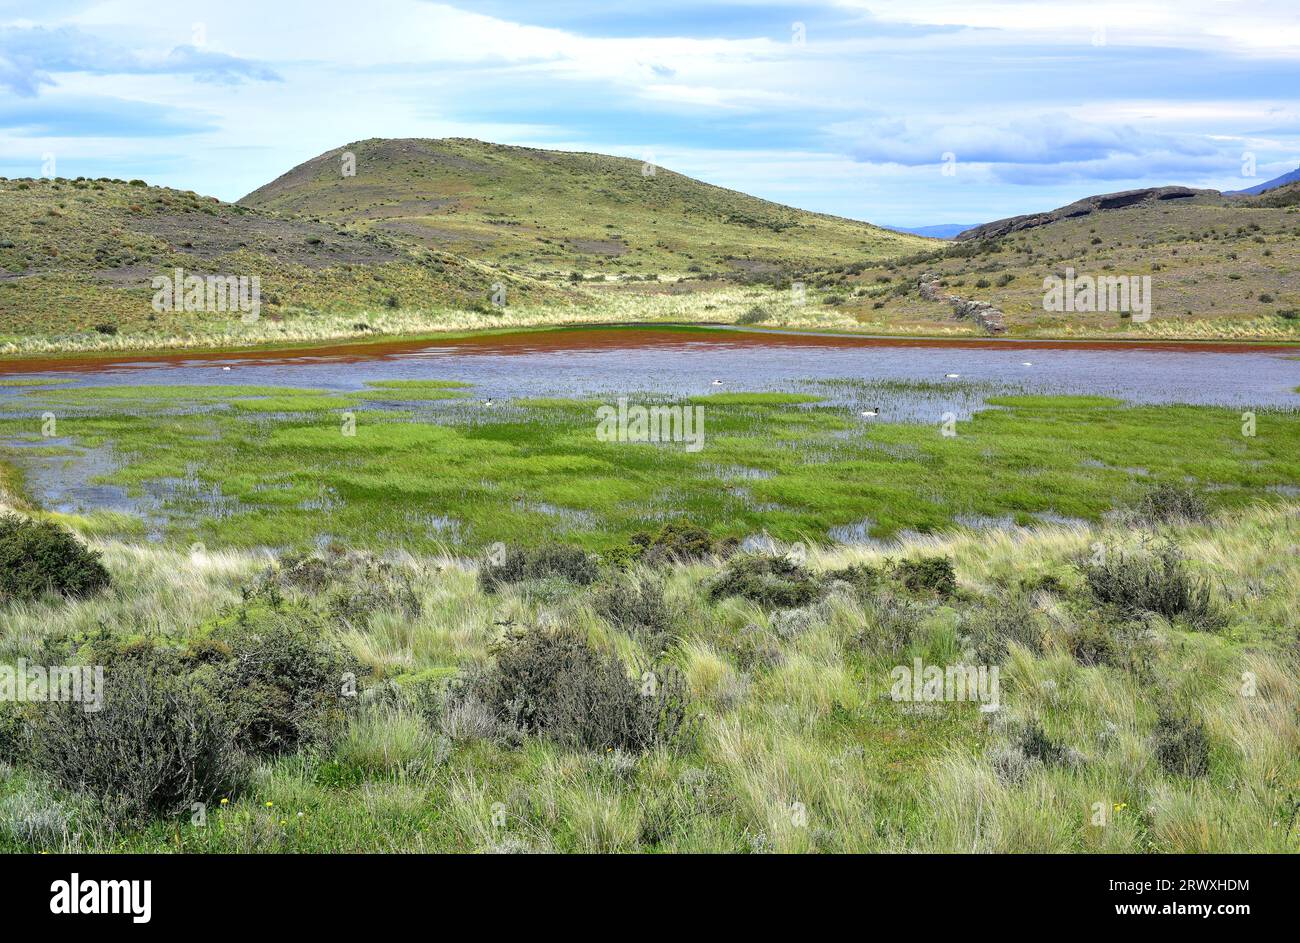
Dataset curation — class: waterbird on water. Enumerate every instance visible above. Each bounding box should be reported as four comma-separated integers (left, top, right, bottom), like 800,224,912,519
860,407,879,418
944,373,960,379
711,379,724,386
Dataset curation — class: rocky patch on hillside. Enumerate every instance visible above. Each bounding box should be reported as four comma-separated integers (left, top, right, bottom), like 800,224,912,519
918,272,1006,333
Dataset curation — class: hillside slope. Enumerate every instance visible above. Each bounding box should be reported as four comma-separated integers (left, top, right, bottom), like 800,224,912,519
239,138,929,274
0,176,550,347
785,186,1300,337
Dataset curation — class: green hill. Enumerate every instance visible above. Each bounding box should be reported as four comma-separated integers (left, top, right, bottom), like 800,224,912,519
0,175,550,349
239,138,929,274
789,186,1300,338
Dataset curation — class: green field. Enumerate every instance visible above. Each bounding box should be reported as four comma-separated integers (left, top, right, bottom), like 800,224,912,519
1,382,1296,550
0,383,1297,852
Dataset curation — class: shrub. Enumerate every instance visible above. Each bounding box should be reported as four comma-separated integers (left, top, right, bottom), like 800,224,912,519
30,652,243,826
93,323,117,336
1079,539,1217,626
894,555,957,597
707,554,823,609
1133,483,1208,525
1152,710,1210,778
627,522,734,565
259,548,421,624
466,628,690,752
962,595,1043,661
852,593,920,657
988,721,1078,783
1016,721,1070,766
478,543,598,593
0,515,111,603
1065,617,1114,667
736,305,771,325
208,609,362,757
823,562,884,597
593,572,677,653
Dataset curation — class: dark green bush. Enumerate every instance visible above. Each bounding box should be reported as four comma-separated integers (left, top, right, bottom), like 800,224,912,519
479,543,599,593
1079,540,1217,627
207,609,361,757
593,573,677,653
1133,483,1208,525
894,555,957,597
0,515,111,603
824,562,885,596
257,548,421,624
1153,710,1210,778
628,522,735,565
30,651,243,826
1065,617,1115,667
466,628,690,752
1016,721,1069,766
707,554,823,609
735,305,771,325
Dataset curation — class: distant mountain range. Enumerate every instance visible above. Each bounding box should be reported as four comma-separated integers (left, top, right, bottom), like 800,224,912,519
886,223,979,240
1223,165,1300,197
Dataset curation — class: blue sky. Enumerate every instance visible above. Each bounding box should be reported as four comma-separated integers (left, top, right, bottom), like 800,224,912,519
1,0,1297,226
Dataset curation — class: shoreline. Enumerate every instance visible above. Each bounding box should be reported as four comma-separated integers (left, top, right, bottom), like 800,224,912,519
2,320,1298,374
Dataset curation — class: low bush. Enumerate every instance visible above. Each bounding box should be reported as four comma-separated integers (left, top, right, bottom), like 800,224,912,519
823,562,885,596
465,627,690,752
1133,483,1208,525
479,543,598,593
1152,710,1210,778
0,785,79,849
1078,539,1217,627
627,522,736,565
593,572,677,653
260,548,421,624
707,554,823,609
30,651,243,826
962,596,1043,662
735,305,771,325
852,593,920,657
207,609,362,757
0,515,111,603
894,555,957,597
1065,617,1114,667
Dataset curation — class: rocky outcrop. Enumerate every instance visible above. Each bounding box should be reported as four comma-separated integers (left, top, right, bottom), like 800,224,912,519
917,272,1006,334
955,186,1213,241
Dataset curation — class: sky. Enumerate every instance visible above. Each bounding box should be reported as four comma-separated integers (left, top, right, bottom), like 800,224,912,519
0,0,1297,227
